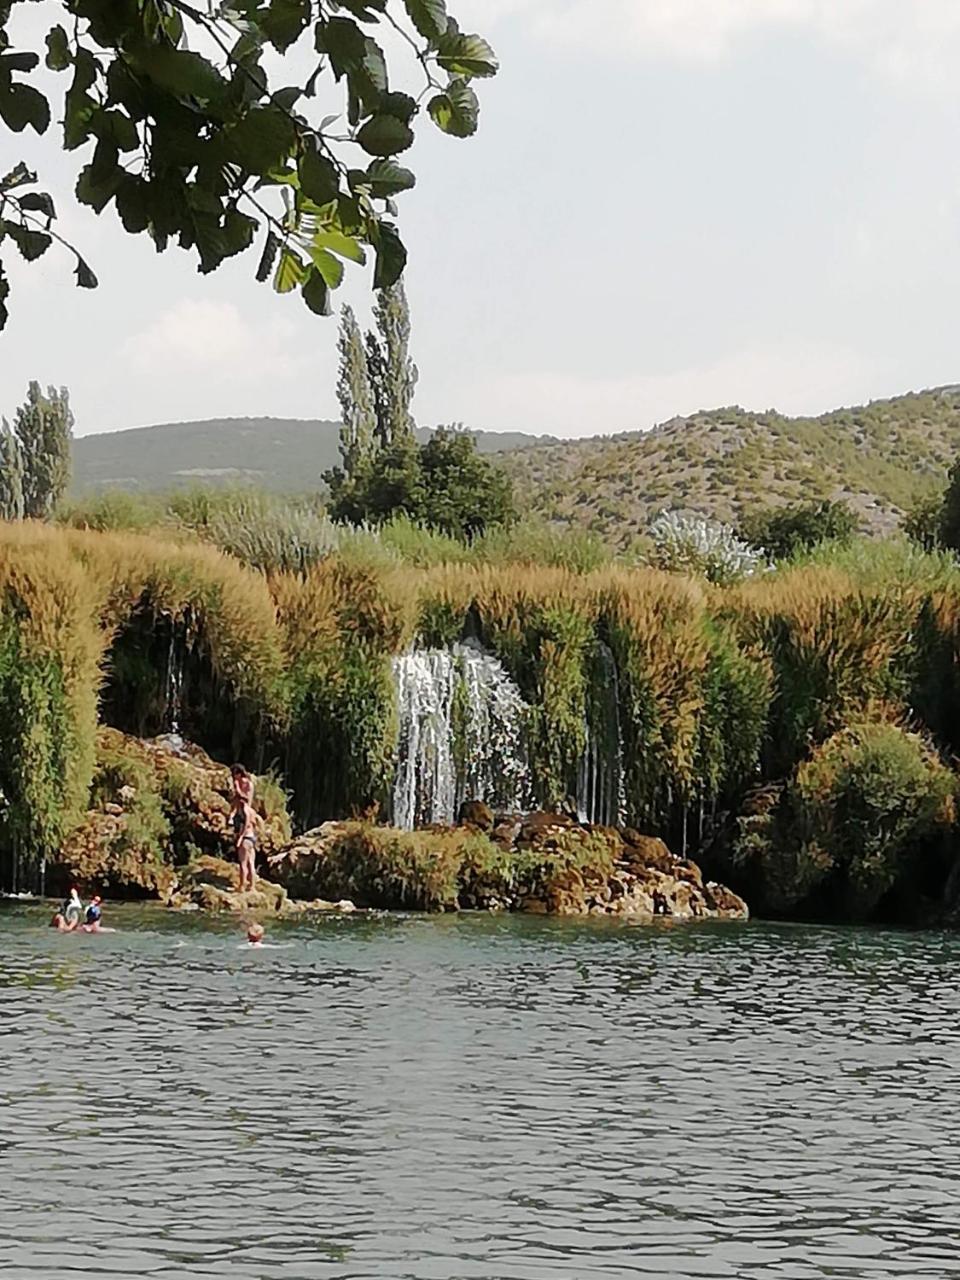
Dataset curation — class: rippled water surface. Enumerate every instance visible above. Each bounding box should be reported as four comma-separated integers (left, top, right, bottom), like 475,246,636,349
2,905,960,1279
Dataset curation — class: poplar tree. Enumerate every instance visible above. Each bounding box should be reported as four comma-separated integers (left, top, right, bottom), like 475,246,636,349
13,382,72,519
366,282,418,448
0,418,24,520
335,306,377,479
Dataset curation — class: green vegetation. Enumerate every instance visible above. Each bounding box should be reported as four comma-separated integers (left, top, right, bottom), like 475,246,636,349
0,1,497,328
505,388,960,547
325,285,514,536
739,499,859,559
0,382,72,520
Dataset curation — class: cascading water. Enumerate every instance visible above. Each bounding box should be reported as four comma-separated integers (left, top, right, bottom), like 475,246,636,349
163,625,184,737
576,642,625,827
391,641,531,829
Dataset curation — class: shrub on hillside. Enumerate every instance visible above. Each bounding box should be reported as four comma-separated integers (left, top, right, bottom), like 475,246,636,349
648,511,765,585
739,499,859,560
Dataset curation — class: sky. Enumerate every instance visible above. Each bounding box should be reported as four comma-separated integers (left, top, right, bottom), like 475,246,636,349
3,0,960,439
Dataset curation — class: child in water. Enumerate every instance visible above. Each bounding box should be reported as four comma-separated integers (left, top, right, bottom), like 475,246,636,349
247,922,265,947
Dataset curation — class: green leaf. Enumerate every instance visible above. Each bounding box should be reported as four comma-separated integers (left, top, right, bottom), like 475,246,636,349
372,221,406,289
76,160,124,214
314,228,366,264
0,263,8,330
224,106,297,174
333,0,388,18
316,17,367,79
337,194,363,233
45,25,71,71
356,114,414,157
261,0,311,52
256,230,281,283
95,109,139,153
302,267,332,316
428,79,479,137
379,91,417,124
436,30,498,78
300,140,340,205
403,0,449,41
274,246,306,293
74,256,98,289
64,49,101,150
0,83,51,134
127,44,229,105
18,191,56,222
0,52,40,74
364,158,416,197
115,176,150,233
223,208,258,257
307,245,344,288
6,223,52,262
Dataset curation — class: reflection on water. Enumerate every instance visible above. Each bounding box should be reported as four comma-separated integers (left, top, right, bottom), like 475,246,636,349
2,904,960,1278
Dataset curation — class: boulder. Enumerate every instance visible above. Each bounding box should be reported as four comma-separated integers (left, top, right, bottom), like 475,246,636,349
458,800,494,831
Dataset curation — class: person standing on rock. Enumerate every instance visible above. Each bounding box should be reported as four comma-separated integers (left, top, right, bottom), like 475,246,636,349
236,801,261,893
229,765,254,832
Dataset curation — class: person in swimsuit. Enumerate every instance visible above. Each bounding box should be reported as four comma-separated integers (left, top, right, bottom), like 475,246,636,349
50,911,76,932
236,802,261,892
247,922,265,946
229,765,254,839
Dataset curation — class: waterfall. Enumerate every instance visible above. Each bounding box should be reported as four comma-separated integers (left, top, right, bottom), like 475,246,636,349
576,642,625,827
391,641,530,829
163,626,184,736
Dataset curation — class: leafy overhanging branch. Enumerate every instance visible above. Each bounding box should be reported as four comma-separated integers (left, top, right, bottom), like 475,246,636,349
0,0,498,328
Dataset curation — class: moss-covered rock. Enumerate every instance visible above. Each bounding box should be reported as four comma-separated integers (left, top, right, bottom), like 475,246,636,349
269,813,748,920
50,728,292,896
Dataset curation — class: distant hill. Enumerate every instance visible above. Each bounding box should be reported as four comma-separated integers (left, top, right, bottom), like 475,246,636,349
505,387,960,546
71,417,556,495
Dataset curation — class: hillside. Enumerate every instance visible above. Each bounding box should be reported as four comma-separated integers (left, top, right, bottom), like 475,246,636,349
506,387,960,546
71,417,554,495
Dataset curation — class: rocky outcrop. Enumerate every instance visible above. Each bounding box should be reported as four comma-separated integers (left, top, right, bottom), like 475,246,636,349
164,854,356,916
269,811,748,921
51,728,291,898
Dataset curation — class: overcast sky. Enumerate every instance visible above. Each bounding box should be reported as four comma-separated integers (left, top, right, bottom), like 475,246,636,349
3,0,960,439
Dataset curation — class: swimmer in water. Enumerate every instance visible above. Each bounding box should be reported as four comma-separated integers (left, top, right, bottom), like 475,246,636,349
62,886,83,928
50,911,76,932
247,922,265,947
81,895,106,932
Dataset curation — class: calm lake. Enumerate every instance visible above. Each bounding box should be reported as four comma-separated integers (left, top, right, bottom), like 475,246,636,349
2,904,959,1279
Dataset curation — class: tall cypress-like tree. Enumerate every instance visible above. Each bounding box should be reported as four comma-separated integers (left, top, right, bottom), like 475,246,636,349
367,282,418,449
14,382,72,519
335,306,377,479
0,418,24,520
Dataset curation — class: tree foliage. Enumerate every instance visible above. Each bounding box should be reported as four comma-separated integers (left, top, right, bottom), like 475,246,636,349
648,511,765,585
739,499,860,560
938,457,960,553
0,0,498,329
901,490,944,552
5,382,73,519
336,304,377,478
366,280,417,448
328,426,514,538
0,416,24,520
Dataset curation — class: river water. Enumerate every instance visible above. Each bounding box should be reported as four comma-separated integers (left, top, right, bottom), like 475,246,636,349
2,905,959,1280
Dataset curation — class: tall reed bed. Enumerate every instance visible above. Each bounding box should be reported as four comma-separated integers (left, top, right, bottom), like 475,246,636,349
5,522,960,915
